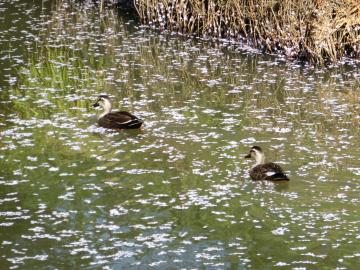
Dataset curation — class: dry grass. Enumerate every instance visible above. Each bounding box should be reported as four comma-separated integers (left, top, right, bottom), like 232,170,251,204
134,0,360,65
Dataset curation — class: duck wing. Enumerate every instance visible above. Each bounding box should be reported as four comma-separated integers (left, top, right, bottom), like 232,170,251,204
250,162,289,181
98,111,143,129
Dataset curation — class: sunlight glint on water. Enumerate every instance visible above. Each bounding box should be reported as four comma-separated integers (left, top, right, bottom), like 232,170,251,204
0,0,359,269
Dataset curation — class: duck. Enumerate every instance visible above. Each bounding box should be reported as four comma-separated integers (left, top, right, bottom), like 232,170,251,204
92,95,143,129
244,146,289,181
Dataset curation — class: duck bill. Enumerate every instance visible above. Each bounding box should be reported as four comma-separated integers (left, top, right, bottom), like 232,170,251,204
92,102,100,108
244,153,251,158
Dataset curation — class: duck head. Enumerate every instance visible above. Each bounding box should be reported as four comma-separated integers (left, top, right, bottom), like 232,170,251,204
92,95,112,117
245,146,265,166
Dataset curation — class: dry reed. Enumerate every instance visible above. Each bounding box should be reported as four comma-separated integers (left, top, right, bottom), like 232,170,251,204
134,0,360,65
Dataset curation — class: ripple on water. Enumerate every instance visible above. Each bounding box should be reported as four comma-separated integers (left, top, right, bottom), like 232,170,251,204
0,0,360,269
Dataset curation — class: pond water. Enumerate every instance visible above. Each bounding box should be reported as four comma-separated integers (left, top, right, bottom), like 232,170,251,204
1,0,360,269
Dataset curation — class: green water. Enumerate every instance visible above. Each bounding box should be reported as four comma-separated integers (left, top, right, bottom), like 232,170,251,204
1,1,360,269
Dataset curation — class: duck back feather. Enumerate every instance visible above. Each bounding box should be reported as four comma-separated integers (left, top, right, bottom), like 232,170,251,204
98,111,143,129
250,162,289,181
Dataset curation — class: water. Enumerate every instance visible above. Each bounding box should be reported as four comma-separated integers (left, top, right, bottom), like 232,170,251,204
1,1,360,269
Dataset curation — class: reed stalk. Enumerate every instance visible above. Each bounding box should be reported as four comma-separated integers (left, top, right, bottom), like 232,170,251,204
134,0,360,64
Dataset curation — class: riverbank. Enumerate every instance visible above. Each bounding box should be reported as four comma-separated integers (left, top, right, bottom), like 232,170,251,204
133,0,360,65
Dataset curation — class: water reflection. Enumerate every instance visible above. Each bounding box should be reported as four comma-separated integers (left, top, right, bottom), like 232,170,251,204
0,0,360,269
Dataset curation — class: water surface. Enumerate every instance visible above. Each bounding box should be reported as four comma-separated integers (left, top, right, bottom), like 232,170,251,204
1,1,360,269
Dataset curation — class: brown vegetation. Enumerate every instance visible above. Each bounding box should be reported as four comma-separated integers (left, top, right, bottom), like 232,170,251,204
134,0,360,65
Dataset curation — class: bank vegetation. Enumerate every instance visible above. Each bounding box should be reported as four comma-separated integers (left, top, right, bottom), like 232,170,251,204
134,0,360,65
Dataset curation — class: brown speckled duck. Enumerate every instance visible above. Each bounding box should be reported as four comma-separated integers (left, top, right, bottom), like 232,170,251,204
245,146,289,181
92,95,143,129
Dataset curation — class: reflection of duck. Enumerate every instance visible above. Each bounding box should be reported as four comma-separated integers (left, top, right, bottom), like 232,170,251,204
92,95,143,129
245,146,289,181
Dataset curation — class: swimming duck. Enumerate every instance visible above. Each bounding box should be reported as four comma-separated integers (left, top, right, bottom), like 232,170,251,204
244,146,289,181
92,95,143,129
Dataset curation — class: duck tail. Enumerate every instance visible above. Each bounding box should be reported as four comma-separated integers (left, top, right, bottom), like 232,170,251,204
127,118,143,128
269,173,289,181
